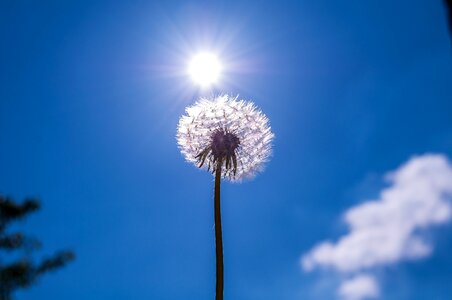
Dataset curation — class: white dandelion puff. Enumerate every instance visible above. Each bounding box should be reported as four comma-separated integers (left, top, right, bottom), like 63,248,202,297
177,94,274,181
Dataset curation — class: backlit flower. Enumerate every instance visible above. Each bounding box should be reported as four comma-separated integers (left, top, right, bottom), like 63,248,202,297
177,95,274,181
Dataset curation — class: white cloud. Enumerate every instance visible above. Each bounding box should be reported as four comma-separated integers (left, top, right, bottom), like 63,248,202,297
338,274,379,300
302,154,452,297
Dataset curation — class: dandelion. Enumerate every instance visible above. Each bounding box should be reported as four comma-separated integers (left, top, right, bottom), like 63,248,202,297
177,95,274,300
177,95,274,181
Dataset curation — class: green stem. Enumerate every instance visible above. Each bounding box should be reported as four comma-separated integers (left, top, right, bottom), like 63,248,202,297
214,161,224,300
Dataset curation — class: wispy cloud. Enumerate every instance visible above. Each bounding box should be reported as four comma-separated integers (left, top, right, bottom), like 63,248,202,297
302,154,452,299
338,274,379,300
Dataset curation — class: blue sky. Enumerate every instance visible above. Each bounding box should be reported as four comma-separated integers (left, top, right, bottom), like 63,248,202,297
1,0,452,299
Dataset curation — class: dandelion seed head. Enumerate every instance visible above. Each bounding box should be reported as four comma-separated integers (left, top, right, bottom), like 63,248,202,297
177,95,274,181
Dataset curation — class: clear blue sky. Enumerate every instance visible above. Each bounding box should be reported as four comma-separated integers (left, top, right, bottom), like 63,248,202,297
1,0,452,299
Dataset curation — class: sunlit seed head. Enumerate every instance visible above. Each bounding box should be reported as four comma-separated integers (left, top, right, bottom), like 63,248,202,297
188,52,222,87
177,95,274,182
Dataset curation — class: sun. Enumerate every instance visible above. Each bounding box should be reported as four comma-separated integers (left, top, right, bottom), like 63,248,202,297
188,52,222,87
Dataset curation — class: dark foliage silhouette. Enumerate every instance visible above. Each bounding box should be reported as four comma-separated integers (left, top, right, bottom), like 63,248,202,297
445,0,452,36
0,195,75,300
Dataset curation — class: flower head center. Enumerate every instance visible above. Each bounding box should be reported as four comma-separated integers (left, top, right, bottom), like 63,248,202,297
211,130,240,160
194,128,241,176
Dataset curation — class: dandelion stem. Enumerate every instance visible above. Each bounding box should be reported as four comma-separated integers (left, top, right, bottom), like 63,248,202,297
214,160,224,300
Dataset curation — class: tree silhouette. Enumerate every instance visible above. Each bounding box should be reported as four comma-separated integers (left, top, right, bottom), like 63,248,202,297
445,0,452,36
0,195,75,300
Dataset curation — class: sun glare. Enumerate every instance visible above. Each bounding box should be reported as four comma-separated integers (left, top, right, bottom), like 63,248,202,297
188,52,222,87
